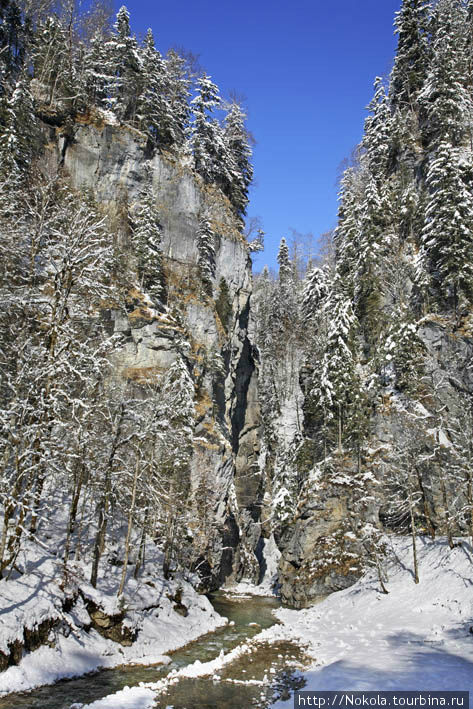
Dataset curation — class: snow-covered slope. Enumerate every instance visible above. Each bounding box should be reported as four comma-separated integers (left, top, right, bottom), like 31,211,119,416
0,537,225,696
265,537,473,706
49,536,473,709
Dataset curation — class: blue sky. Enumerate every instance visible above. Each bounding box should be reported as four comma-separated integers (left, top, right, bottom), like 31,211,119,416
119,1,402,271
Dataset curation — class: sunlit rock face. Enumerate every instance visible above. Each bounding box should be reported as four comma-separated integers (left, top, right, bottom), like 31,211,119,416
43,115,263,589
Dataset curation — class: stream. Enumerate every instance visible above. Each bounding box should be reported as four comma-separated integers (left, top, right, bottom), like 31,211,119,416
0,594,308,708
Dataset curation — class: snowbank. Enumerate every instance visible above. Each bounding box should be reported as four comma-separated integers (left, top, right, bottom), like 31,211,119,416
264,537,473,706
0,538,225,696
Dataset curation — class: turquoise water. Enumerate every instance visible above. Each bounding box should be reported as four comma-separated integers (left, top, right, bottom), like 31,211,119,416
0,594,306,709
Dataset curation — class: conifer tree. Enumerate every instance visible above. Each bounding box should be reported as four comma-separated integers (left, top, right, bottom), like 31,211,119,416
334,167,365,300
362,78,392,183
195,213,216,296
420,140,473,310
277,237,291,284
0,0,28,86
83,28,114,109
0,71,37,182
131,189,165,306
137,29,175,148
354,175,389,345
419,0,470,148
104,5,141,121
275,237,299,334
165,49,191,147
301,265,328,323
389,0,430,110
308,282,363,454
223,101,253,218
191,73,226,184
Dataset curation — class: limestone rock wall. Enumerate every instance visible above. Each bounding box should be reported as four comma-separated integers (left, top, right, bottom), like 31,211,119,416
43,115,263,589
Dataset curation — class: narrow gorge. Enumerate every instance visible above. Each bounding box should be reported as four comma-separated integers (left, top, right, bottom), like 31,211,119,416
1,0,473,704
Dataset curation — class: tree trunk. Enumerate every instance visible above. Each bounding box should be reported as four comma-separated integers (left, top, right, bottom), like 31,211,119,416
416,468,436,540
409,491,419,584
467,468,473,548
440,477,455,549
118,459,139,597
377,560,389,594
90,403,125,588
64,463,85,565
163,513,176,580
90,469,111,588
337,403,342,454
134,507,149,580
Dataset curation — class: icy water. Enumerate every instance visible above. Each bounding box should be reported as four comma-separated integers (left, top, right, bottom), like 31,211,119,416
0,594,307,709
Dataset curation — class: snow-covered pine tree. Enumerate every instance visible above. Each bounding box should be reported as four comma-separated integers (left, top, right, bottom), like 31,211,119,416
0,0,28,86
274,236,299,340
420,140,473,311
277,236,291,284
334,166,365,301
131,188,165,307
362,77,392,183
354,174,391,347
380,311,425,395
223,101,253,218
389,0,430,110
0,71,38,183
137,29,174,148
165,49,191,148
191,73,227,185
301,265,329,323
252,267,281,427
419,0,470,149
83,28,115,110
103,6,142,121
308,282,364,455
195,213,216,296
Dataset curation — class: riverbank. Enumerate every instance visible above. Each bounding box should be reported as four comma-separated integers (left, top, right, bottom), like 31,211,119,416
0,536,226,698
1,594,290,708
2,537,472,708
264,537,473,707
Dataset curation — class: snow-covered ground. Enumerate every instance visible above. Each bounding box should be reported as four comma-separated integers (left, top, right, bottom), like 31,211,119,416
69,536,473,709
0,537,225,697
265,536,473,707
2,535,472,708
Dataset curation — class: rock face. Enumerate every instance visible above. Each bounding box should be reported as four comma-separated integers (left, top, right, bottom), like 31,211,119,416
278,471,363,608
43,115,263,589
276,315,473,608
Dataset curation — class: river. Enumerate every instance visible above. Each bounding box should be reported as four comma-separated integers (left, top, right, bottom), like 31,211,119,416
0,593,308,708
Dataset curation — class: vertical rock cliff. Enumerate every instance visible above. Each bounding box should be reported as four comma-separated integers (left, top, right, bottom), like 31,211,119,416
43,113,263,589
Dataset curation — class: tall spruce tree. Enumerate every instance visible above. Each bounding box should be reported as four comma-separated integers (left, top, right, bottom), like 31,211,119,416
131,188,165,307
362,77,392,183
104,6,141,121
223,101,253,218
420,140,473,310
137,29,174,148
195,214,216,296
0,71,37,182
389,0,430,110
191,74,226,184
419,0,470,148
